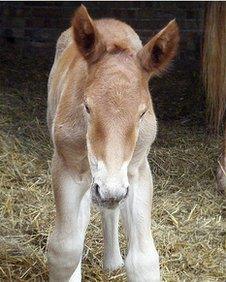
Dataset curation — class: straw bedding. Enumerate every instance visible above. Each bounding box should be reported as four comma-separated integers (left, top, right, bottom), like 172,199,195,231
0,47,224,281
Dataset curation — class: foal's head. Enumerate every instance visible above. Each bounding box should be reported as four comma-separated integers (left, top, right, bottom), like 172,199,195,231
73,6,179,208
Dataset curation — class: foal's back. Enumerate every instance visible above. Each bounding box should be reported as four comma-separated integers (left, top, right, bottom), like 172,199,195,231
53,18,142,65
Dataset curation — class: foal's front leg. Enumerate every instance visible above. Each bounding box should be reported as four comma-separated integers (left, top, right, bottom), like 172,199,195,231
101,208,124,271
47,157,91,282
120,159,160,282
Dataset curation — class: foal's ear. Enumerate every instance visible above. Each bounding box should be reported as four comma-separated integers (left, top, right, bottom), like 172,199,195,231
137,20,179,76
72,5,105,63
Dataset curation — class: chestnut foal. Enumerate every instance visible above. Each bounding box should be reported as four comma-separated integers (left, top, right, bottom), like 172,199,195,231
47,6,179,282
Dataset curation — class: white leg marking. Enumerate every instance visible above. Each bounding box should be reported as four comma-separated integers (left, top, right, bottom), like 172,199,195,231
120,159,160,282
48,160,91,282
68,191,91,282
101,208,124,271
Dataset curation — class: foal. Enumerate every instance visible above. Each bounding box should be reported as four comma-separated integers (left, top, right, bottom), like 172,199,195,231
47,6,179,282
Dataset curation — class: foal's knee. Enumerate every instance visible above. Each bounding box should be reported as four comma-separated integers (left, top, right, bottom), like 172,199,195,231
48,234,82,282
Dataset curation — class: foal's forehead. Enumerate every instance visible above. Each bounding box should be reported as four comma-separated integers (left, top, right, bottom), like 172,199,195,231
85,57,147,105
85,81,143,110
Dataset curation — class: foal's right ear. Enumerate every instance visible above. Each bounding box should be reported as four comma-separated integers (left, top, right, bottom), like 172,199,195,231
72,5,106,64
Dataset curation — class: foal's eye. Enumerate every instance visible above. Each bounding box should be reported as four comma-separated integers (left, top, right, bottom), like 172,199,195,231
140,111,146,119
84,104,90,114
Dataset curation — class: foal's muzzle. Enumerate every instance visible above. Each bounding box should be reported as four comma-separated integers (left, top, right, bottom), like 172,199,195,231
92,183,129,209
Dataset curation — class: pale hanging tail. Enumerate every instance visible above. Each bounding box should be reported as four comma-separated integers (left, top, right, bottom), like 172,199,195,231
202,2,226,192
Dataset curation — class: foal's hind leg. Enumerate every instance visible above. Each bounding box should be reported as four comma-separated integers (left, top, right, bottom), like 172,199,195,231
120,159,160,282
101,208,124,271
47,156,91,282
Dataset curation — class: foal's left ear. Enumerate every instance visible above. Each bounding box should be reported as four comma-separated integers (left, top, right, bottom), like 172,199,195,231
72,5,106,64
137,20,179,76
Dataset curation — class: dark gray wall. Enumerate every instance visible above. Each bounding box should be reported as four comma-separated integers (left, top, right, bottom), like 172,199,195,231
0,1,206,121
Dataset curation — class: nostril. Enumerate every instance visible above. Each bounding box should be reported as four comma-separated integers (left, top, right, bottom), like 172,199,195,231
119,187,129,201
94,183,101,198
